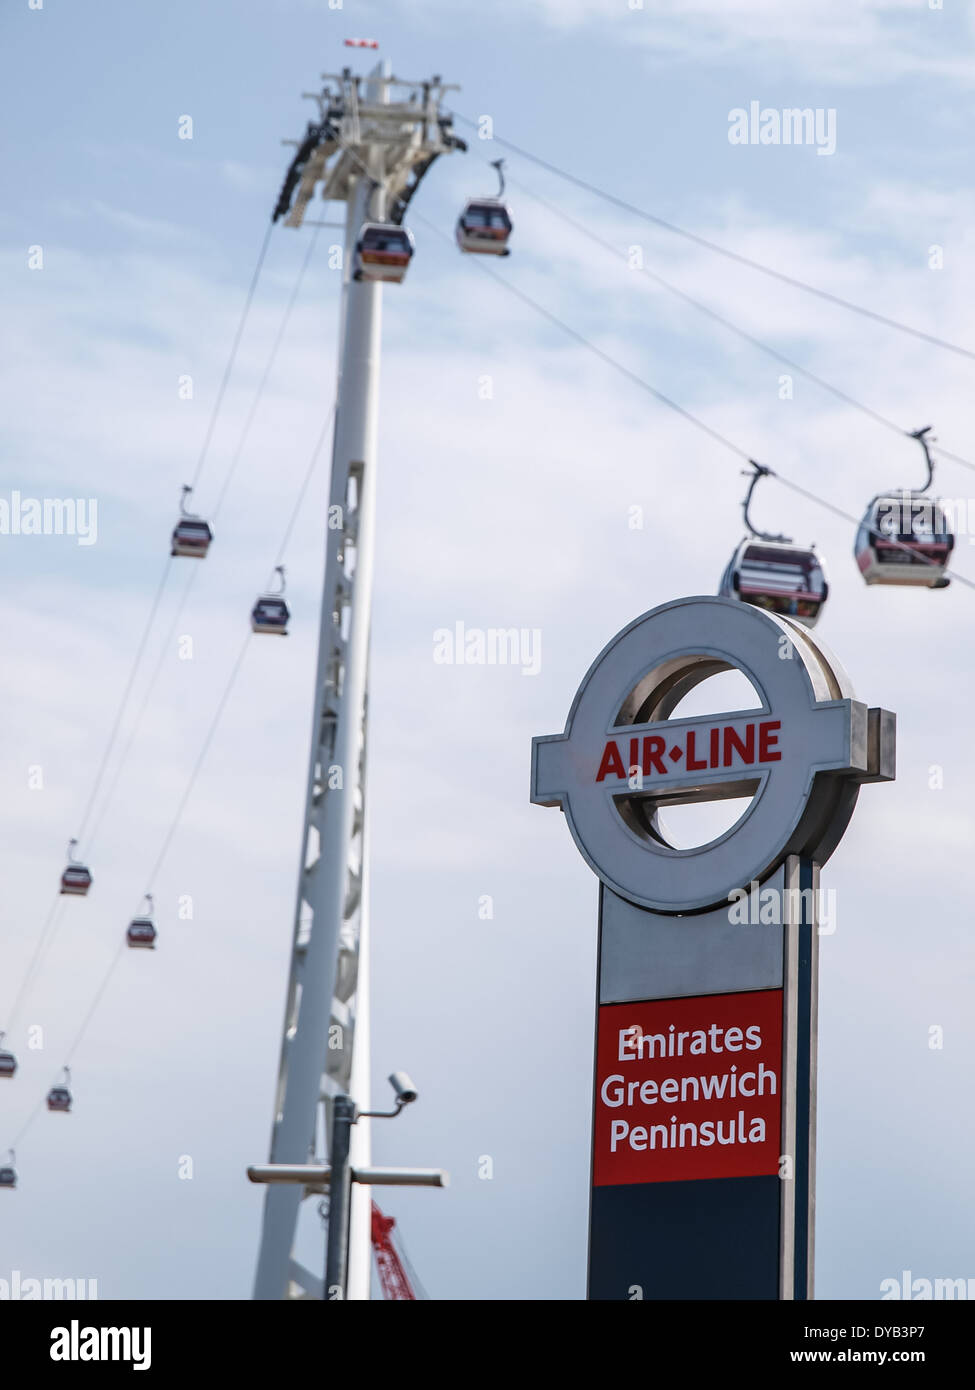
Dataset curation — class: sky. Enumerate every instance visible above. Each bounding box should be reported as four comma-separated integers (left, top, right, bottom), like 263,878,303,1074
1,0,974,1300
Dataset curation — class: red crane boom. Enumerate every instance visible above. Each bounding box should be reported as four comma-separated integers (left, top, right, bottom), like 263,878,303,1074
371,1202,417,1300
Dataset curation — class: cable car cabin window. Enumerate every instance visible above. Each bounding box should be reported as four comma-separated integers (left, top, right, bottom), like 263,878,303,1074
252,598,289,632
361,230,411,256
61,866,91,891
463,205,511,231
172,519,213,558
868,503,953,562
738,546,825,595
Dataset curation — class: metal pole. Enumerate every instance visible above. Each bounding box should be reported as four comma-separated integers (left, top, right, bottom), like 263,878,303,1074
253,164,383,1302
324,1095,356,1300
253,57,460,1301
247,1163,448,1189
345,801,372,1297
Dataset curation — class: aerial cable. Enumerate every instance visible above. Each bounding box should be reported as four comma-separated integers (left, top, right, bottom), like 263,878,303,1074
11,406,332,1105
62,941,127,1074
3,222,312,1055
929,442,975,473
273,405,336,566
2,897,64,1040
84,231,325,860
141,637,253,895
86,405,332,862
448,114,975,364
187,219,277,493
8,1090,53,1155
2,562,192,1050
504,173,975,475
211,225,322,517
72,556,174,849
11,638,252,1141
506,178,899,439
66,217,281,853
84,567,198,862
413,209,752,462
417,209,975,591
141,402,334,894
3,403,335,1156
2,637,251,1151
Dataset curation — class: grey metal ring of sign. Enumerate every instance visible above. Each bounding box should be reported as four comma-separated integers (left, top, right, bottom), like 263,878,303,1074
531,597,895,915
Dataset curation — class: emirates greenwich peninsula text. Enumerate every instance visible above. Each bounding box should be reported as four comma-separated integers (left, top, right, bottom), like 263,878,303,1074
603,1021,776,1153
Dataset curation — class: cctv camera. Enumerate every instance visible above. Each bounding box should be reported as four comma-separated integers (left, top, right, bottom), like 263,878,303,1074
389,1071,418,1104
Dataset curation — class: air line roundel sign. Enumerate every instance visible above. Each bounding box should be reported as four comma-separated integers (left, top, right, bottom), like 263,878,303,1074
531,596,895,915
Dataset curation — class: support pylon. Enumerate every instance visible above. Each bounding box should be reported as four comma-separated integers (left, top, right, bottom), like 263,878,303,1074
253,57,463,1301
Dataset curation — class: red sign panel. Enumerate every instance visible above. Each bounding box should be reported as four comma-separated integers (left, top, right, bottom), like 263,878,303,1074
593,989,783,1186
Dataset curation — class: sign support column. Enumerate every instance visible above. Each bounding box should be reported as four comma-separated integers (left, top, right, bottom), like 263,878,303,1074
532,596,895,1300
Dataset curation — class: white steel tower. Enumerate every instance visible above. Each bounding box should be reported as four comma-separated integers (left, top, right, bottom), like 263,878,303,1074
253,57,463,1301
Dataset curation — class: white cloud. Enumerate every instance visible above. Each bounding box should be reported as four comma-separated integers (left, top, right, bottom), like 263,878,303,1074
388,0,975,83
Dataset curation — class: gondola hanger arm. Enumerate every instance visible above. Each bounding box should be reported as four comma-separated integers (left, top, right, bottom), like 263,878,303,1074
490,158,506,198
741,461,790,543
909,426,936,494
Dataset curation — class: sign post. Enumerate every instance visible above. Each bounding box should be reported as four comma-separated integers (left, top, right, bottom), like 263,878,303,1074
531,597,894,1300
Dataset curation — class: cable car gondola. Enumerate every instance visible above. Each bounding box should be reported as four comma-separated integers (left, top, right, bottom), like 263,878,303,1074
0,1034,17,1079
353,223,415,284
171,484,213,559
251,565,290,635
718,464,829,628
60,838,92,896
0,1152,17,1190
854,428,953,588
456,159,513,257
126,895,157,950
46,1068,72,1112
